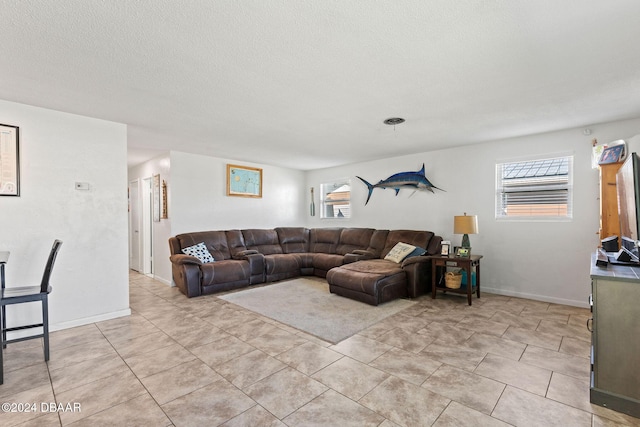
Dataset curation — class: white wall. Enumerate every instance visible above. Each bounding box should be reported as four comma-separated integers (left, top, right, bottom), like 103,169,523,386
0,99,130,332
170,151,306,233
307,117,640,307
128,153,172,284
132,151,306,284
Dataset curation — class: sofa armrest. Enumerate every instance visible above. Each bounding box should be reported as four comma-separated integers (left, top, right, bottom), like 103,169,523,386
245,253,266,283
344,250,376,264
232,249,260,260
401,255,433,298
171,262,202,298
352,249,375,256
229,251,265,284
400,255,432,268
170,254,202,265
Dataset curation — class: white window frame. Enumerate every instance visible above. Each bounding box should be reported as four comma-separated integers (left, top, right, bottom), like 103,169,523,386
320,179,351,219
496,154,573,221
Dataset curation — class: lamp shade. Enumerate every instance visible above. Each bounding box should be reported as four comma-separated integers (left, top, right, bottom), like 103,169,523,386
454,213,478,235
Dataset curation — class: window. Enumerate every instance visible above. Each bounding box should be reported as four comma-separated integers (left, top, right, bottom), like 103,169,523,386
320,180,351,219
496,155,573,220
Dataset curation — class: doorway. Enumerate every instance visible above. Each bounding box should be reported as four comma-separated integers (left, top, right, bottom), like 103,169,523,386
128,178,154,275
141,177,153,275
129,179,141,272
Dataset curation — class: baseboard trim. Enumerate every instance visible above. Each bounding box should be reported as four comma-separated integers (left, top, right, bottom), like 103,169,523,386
152,275,172,286
481,286,589,308
50,308,132,332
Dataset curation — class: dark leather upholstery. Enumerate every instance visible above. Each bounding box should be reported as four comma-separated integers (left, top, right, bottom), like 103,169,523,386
174,231,232,260
380,230,434,258
327,230,443,305
168,227,442,302
326,259,407,306
336,228,375,255
275,227,310,253
311,253,345,278
242,229,283,255
309,228,342,254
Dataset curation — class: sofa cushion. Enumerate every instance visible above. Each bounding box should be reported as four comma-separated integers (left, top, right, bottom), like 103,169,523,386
426,235,443,255
182,242,215,263
362,229,389,258
381,230,434,259
336,228,374,255
276,227,310,253
264,254,301,278
200,259,251,286
312,253,345,273
310,228,342,254
242,229,283,255
226,229,249,257
175,231,231,260
335,258,404,275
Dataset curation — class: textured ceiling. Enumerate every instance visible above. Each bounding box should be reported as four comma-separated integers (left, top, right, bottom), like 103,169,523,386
1,1,640,170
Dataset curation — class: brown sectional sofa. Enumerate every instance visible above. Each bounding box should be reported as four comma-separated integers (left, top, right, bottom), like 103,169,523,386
169,227,442,305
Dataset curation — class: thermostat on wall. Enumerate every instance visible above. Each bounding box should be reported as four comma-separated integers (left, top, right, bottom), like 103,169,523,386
75,182,90,190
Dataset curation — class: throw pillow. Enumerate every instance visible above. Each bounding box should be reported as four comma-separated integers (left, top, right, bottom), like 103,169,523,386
405,246,427,259
182,242,215,263
384,242,418,263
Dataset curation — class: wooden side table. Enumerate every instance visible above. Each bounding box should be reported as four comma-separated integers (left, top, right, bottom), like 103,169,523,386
431,254,482,305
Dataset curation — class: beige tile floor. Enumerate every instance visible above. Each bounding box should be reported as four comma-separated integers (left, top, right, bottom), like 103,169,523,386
1,271,639,426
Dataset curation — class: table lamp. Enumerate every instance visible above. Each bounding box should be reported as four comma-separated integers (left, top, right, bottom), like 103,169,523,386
454,213,478,248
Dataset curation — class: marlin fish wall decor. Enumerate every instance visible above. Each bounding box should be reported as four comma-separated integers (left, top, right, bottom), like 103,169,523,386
356,163,444,205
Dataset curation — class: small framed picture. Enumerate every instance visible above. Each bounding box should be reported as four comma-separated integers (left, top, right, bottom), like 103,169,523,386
599,144,625,165
456,247,470,257
440,240,451,256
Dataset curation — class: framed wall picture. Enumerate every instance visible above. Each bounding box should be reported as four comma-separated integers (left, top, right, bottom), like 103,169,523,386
161,179,168,219
0,123,20,196
227,164,262,198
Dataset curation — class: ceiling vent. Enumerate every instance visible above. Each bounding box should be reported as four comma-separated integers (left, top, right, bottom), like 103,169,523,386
383,117,405,125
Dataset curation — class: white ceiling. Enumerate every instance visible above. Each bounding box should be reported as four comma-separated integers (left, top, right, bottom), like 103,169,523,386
2,1,640,170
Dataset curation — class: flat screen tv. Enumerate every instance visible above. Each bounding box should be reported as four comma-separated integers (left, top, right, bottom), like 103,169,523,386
616,152,640,262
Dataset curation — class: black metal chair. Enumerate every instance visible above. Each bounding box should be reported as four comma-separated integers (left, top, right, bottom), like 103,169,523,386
0,240,62,384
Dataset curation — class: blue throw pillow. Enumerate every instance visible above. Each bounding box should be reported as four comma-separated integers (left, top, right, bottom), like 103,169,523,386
405,247,427,259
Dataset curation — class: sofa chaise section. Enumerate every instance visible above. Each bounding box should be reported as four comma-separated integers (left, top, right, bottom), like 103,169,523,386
326,230,442,305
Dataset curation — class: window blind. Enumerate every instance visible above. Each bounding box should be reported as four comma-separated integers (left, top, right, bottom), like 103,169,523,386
496,156,573,219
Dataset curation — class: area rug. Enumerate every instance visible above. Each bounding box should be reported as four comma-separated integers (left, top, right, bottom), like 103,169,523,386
219,277,416,343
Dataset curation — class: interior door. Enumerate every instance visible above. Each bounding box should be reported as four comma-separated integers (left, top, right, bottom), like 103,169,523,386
142,177,153,275
129,179,142,272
